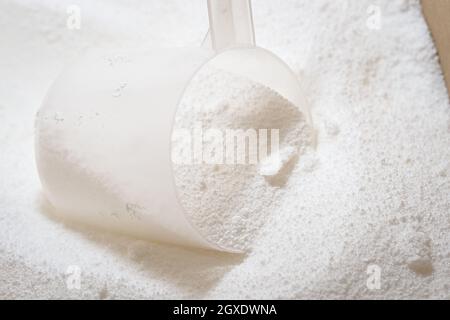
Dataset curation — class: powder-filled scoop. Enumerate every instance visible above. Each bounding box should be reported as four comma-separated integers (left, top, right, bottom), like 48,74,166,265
35,0,313,252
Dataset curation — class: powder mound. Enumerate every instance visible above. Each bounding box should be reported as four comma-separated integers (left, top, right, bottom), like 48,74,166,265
172,65,314,252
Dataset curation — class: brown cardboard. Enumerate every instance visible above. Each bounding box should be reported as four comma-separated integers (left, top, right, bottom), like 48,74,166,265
422,0,450,95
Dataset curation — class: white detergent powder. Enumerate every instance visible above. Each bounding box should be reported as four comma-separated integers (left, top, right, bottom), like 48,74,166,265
0,0,449,299
173,66,313,251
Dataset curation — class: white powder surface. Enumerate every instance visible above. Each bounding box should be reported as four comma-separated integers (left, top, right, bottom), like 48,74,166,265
173,66,313,252
1,0,449,299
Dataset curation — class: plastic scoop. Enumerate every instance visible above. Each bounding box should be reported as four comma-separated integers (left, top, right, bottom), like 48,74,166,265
35,0,311,252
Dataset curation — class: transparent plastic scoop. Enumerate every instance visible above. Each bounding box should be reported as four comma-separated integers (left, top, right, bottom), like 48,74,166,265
207,0,255,50
35,0,311,252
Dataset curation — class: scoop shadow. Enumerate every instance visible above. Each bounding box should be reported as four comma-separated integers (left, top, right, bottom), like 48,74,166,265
36,193,244,297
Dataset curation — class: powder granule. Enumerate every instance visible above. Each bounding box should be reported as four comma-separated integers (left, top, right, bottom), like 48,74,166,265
173,65,314,251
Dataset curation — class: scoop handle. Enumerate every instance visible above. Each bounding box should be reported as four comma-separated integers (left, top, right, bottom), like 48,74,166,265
207,0,255,51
